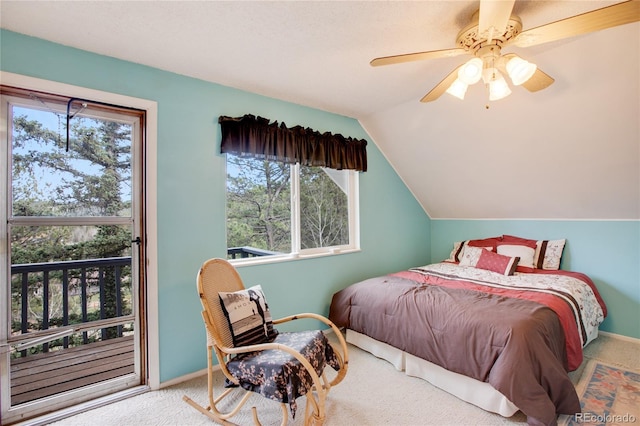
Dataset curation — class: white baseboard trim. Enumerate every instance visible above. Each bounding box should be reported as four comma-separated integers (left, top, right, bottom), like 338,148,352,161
599,330,640,344
158,365,219,389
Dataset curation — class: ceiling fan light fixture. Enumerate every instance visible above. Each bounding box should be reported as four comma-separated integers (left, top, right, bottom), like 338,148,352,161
506,56,537,86
458,58,483,85
488,73,512,101
446,78,468,100
481,68,512,101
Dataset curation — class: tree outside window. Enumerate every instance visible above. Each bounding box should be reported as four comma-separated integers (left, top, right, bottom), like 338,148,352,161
226,153,356,260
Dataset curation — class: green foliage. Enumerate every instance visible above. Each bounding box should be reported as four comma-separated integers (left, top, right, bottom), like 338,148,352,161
226,155,291,253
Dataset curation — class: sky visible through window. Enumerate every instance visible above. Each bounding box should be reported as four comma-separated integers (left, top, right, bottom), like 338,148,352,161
11,105,132,211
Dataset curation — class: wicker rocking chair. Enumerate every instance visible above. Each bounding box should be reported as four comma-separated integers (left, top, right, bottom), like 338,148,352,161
183,258,348,426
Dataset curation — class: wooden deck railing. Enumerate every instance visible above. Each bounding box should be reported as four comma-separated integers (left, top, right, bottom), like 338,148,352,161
10,257,133,357
227,246,280,259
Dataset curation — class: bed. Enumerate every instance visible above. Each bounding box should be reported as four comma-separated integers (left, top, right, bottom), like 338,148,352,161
328,235,607,426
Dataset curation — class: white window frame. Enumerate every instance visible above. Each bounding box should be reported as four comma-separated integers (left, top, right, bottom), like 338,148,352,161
228,159,360,267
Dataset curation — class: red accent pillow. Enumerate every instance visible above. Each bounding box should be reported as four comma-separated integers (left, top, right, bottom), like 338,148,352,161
476,249,520,276
468,237,503,250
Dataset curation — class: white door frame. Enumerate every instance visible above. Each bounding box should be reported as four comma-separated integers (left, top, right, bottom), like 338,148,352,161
0,71,159,424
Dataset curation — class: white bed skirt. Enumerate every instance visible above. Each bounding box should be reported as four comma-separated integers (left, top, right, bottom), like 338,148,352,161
346,329,519,417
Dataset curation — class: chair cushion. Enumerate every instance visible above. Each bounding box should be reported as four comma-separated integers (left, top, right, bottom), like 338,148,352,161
225,330,340,418
218,285,278,346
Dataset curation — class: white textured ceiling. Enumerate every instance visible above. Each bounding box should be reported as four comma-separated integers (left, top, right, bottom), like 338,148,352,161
1,1,638,219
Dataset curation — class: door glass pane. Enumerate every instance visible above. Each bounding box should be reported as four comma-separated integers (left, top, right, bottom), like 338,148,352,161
10,224,133,343
11,106,132,217
299,166,349,249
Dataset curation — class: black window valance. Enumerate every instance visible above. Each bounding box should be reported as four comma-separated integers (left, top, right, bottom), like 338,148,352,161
219,114,367,172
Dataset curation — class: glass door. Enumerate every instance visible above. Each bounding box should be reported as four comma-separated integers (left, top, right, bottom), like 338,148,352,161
1,88,146,424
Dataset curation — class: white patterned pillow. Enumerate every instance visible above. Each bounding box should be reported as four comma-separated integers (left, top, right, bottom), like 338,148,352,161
218,285,278,347
534,239,566,270
447,241,465,262
459,246,489,267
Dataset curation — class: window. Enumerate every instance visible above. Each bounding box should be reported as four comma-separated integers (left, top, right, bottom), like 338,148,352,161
226,154,359,262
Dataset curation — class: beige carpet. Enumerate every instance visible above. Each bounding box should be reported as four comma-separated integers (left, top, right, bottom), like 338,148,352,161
43,333,638,426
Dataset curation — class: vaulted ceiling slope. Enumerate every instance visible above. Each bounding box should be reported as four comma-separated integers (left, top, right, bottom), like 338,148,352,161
1,1,638,219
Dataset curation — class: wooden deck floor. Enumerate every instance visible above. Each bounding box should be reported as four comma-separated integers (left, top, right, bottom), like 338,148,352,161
10,335,135,405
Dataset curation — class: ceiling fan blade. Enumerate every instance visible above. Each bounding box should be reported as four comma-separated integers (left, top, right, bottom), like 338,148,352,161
511,0,640,47
520,68,555,92
420,65,463,103
478,0,517,41
370,48,466,67
499,54,555,92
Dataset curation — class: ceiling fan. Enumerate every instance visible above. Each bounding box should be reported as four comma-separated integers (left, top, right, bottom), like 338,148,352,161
370,0,640,103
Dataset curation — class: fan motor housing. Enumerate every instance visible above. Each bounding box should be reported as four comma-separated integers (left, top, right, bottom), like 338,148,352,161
456,10,523,53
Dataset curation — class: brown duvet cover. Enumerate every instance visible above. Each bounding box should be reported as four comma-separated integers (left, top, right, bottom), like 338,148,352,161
329,263,606,426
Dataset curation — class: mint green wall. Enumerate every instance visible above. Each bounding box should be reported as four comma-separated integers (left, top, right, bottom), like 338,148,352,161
1,30,431,382
431,220,640,339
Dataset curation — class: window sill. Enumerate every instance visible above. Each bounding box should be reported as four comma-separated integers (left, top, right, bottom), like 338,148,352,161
230,248,361,268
